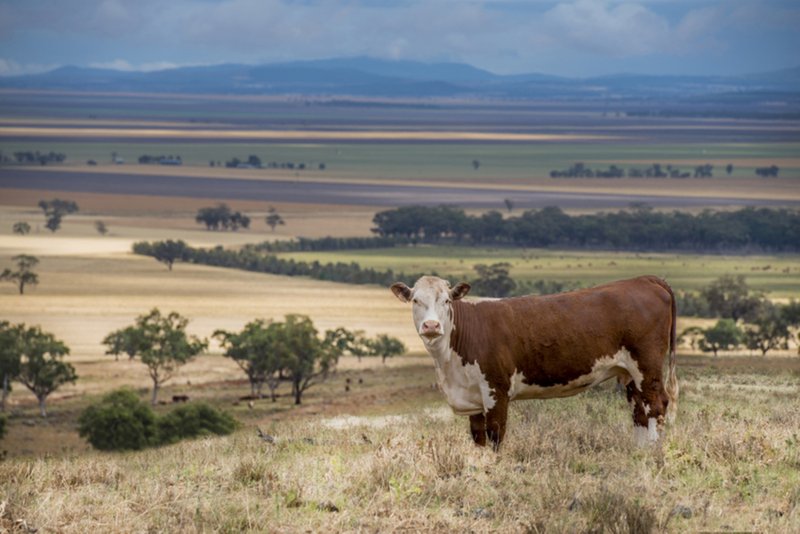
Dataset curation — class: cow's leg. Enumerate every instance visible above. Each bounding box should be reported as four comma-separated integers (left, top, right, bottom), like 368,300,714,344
627,374,669,446
485,394,509,452
469,413,487,447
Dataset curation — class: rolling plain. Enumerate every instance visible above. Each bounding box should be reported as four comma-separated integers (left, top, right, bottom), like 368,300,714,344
1,91,799,532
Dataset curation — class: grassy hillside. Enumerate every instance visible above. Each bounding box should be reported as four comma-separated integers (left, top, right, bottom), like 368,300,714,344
2,356,799,532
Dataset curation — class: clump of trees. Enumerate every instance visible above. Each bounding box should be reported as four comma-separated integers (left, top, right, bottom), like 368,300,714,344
679,275,800,356
1,254,39,294
38,198,79,232
103,309,207,405
215,316,406,404
755,165,779,178
371,205,800,252
132,239,189,270
11,151,66,165
195,203,250,231
0,322,77,416
138,154,182,165
265,207,285,232
78,388,236,451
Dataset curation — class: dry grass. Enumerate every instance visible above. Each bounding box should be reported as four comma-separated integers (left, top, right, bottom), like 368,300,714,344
2,365,799,533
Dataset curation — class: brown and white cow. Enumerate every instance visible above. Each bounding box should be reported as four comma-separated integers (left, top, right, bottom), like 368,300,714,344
391,275,678,450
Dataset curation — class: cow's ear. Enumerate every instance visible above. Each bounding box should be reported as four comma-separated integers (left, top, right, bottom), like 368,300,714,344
450,282,471,300
391,282,413,303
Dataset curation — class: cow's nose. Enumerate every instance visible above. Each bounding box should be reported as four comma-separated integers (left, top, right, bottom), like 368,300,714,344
420,320,441,336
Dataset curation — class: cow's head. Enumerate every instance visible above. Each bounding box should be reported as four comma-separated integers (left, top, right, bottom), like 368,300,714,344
391,276,471,343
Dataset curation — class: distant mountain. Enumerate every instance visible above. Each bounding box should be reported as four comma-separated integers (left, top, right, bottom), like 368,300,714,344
2,57,799,101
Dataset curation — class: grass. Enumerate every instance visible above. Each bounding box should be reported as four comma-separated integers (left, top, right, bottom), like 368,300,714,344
2,356,799,532
277,246,800,298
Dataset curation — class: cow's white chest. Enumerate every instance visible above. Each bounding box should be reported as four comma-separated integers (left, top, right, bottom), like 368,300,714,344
431,348,495,416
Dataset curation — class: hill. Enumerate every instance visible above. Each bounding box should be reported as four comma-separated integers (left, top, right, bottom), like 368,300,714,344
2,57,799,102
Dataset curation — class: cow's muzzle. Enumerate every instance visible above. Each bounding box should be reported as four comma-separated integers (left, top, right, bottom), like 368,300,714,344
419,320,443,339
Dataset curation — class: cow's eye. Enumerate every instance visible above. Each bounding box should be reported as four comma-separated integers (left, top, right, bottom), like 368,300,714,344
445,299,452,305
412,298,418,304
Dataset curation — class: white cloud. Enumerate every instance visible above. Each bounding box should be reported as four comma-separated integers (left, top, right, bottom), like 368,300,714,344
0,58,58,77
87,59,184,72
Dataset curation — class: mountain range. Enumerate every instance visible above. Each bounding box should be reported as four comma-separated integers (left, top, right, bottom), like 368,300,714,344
2,57,799,101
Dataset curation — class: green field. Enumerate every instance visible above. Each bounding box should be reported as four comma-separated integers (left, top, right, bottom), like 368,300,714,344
2,140,799,182
276,246,800,298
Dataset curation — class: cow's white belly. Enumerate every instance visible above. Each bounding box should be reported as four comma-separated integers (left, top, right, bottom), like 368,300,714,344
509,347,642,400
433,351,495,416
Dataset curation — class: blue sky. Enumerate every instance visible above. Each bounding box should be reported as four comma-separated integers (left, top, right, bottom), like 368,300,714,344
1,0,798,77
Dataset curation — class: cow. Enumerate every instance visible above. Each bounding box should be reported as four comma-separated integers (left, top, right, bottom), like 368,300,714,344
391,275,678,450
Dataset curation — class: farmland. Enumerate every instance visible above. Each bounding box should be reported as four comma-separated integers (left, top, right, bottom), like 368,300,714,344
1,91,800,532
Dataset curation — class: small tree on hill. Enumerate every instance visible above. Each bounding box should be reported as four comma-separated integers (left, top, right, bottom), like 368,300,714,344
1,254,39,294
701,275,763,322
12,221,31,235
274,315,342,405
95,220,108,235
78,388,158,451
699,319,743,356
0,321,21,412
266,208,285,232
103,325,147,361
470,262,516,298
324,327,370,362
15,325,77,417
38,198,78,232
214,319,285,400
365,334,407,364
151,240,188,271
106,309,207,405
744,301,790,356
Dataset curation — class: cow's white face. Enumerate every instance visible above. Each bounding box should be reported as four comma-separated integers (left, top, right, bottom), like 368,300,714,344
391,276,470,345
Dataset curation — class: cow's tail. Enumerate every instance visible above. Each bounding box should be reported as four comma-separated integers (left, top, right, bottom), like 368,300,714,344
663,279,679,425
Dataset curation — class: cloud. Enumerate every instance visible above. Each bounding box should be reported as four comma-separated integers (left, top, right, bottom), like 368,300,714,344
0,58,58,76
87,59,185,72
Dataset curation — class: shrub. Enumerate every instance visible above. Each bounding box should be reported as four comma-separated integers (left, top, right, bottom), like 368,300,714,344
78,389,158,451
156,403,237,445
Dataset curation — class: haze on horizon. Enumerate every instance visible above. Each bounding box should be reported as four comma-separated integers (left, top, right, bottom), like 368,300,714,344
0,0,798,79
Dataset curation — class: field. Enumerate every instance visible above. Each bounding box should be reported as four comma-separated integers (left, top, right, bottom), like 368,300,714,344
2,91,800,532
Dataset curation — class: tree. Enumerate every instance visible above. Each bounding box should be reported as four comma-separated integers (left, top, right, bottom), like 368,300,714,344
324,327,370,362
195,203,250,231
744,301,790,356
95,220,108,235
273,315,341,405
365,334,407,364
151,240,188,271
0,321,21,412
1,254,39,294
214,319,285,400
701,275,763,322
38,198,78,232
503,198,514,213
12,221,31,235
726,163,734,175
266,208,285,232
103,325,147,361
699,319,743,356
472,159,480,170
15,325,77,416
107,309,207,405
469,262,516,298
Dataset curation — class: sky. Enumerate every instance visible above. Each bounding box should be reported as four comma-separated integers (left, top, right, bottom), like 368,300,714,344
0,0,798,78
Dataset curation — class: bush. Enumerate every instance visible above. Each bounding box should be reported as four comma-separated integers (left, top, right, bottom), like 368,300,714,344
78,389,158,451
157,403,237,445
79,391,238,451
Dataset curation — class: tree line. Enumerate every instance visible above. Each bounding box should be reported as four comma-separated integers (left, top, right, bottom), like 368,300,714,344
549,162,720,179
132,240,434,287
2,150,67,165
371,205,800,252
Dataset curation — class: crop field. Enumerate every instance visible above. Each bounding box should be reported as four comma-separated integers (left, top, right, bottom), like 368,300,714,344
278,246,800,298
2,138,799,184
